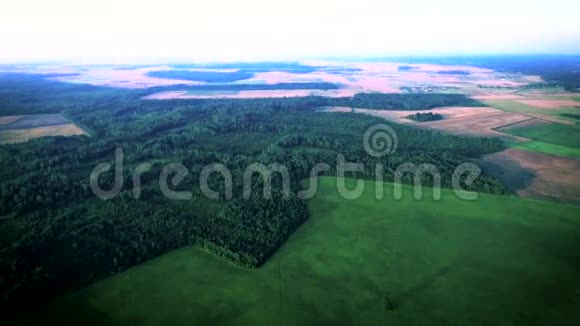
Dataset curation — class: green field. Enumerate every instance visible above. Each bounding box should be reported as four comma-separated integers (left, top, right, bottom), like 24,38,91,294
484,99,578,117
500,123,580,149
510,140,580,158
483,99,546,114
12,177,580,325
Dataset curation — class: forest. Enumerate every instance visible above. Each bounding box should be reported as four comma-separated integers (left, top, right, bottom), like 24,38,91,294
405,112,444,122
146,70,255,83
150,82,340,92
436,70,470,75
0,74,507,312
169,61,322,73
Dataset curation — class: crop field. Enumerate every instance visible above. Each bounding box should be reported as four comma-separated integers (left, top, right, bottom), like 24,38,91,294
0,114,87,144
517,99,580,108
11,177,580,325
324,106,531,140
482,98,579,125
0,114,70,130
510,141,580,159
0,115,23,125
0,124,87,144
477,149,580,203
498,122,580,149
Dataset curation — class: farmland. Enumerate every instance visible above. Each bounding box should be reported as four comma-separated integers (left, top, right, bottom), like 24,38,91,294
0,57,579,322
511,141,580,159
0,60,542,99
9,177,580,325
0,114,87,144
498,122,580,149
476,149,580,204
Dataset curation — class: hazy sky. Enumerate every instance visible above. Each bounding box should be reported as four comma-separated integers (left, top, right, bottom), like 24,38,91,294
1,0,579,63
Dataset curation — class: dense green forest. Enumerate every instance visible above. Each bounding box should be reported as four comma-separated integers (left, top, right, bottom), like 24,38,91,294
560,113,580,121
146,70,255,83
169,61,321,73
436,70,470,75
0,74,506,312
150,82,340,92
329,93,483,109
398,65,415,71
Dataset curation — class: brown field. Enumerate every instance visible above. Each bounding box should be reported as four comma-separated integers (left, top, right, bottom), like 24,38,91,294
323,106,531,141
0,114,88,144
472,94,524,100
516,99,580,108
0,116,23,125
526,91,580,98
0,124,87,144
419,112,531,140
478,149,580,204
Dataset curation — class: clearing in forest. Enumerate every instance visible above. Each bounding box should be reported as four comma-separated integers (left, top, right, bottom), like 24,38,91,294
0,114,87,144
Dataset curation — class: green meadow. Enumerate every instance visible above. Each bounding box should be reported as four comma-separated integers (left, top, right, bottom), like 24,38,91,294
484,99,578,117
501,123,580,149
510,140,580,159
11,177,580,325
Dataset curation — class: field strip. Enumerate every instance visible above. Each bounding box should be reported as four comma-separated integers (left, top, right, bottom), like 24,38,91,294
491,117,536,131
526,113,575,125
0,124,87,144
0,115,24,126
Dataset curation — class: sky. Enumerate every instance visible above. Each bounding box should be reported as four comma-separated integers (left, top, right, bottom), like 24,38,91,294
0,0,579,63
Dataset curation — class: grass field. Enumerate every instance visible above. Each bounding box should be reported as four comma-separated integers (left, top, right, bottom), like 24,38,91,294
483,99,546,114
500,123,580,149
0,124,87,144
483,99,578,117
11,177,580,325
510,140,580,159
